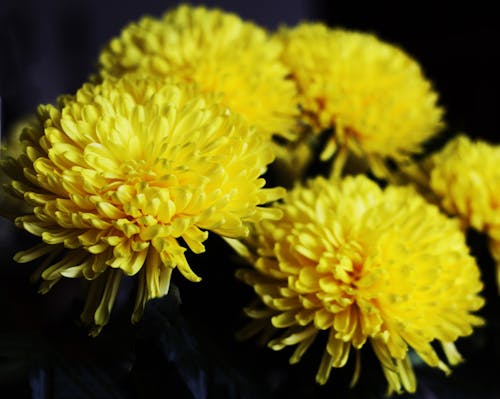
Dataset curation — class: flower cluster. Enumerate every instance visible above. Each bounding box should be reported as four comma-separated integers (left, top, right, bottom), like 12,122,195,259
98,4,298,140
425,135,500,289
277,23,444,177
0,3,491,395
230,175,483,394
1,74,283,334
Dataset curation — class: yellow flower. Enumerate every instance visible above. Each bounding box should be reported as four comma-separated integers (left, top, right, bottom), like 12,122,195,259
98,4,298,140
1,114,37,219
428,134,500,289
229,175,483,394
1,75,284,335
277,24,444,177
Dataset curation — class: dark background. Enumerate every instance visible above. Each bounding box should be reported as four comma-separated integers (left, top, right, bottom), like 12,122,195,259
1,1,499,398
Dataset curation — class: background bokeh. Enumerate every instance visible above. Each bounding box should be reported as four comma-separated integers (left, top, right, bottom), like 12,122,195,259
1,1,499,398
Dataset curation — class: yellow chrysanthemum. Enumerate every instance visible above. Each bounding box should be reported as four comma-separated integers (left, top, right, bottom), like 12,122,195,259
98,4,298,140
428,134,500,289
277,24,444,177
1,75,284,334
229,175,483,394
1,114,36,219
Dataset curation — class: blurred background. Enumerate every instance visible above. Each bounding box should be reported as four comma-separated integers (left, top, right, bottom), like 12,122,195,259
1,1,499,398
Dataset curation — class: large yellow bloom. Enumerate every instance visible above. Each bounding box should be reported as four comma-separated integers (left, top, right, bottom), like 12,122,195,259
98,4,298,140
277,24,444,177
229,175,483,394
427,134,500,289
1,75,284,334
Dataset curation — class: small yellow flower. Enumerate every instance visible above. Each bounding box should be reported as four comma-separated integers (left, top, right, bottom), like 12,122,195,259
1,75,284,334
277,24,444,177
427,134,500,289
98,4,298,140
229,175,483,394
1,114,36,219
